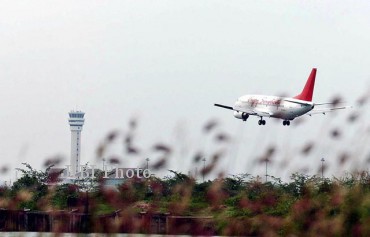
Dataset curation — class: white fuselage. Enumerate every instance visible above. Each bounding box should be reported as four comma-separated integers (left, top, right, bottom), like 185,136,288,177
235,95,314,120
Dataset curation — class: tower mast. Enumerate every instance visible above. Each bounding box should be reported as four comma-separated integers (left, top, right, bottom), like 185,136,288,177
68,111,85,176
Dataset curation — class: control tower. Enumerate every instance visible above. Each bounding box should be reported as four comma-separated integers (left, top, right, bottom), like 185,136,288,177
68,111,85,176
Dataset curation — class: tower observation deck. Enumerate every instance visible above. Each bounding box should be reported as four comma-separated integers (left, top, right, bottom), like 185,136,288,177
68,111,85,176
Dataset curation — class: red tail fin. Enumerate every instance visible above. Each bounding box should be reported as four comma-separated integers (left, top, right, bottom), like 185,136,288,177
294,68,316,101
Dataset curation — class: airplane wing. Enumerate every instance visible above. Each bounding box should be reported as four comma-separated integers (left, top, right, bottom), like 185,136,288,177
255,111,272,117
306,106,351,116
214,103,233,110
214,103,257,115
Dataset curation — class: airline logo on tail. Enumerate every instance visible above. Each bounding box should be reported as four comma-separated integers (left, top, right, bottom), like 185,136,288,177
214,68,349,126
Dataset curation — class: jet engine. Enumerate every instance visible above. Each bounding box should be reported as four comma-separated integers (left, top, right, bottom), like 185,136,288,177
233,111,249,121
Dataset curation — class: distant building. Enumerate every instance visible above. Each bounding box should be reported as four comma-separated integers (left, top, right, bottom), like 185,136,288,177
102,167,146,187
46,111,148,187
68,111,85,176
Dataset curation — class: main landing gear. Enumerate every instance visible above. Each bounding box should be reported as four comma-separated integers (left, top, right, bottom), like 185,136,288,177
258,118,266,126
283,120,290,126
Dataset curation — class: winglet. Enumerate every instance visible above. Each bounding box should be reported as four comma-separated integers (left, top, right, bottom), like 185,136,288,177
294,68,317,102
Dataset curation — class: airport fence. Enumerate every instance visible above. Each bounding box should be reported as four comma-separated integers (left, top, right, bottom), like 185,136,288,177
0,209,215,234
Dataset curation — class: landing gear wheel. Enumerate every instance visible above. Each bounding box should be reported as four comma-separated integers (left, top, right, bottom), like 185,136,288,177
258,120,262,125
287,121,290,126
262,120,266,125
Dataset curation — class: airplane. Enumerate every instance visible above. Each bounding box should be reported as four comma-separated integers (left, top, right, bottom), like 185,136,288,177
214,68,349,126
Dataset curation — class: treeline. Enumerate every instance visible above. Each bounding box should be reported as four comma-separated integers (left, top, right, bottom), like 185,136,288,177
1,163,370,235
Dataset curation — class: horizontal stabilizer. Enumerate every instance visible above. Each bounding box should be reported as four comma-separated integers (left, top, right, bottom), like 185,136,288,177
314,102,346,106
284,99,312,106
307,106,351,116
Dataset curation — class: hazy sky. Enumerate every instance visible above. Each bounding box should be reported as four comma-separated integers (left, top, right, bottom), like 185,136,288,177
1,1,370,183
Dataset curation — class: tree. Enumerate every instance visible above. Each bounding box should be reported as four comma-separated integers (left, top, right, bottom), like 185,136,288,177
51,183,79,209
162,170,193,196
11,163,57,210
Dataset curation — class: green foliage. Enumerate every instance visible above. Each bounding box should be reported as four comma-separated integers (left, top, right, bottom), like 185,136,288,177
193,180,212,197
10,163,52,210
162,170,193,196
73,163,104,192
6,166,370,235
95,203,115,215
221,174,250,196
0,186,10,198
51,184,79,209
117,178,150,204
